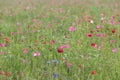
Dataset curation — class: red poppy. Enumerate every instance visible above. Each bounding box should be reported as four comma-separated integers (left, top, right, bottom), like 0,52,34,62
86,34,92,37
57,48,63,53
90,70,96,75
112,29,116,33
91,43,96,48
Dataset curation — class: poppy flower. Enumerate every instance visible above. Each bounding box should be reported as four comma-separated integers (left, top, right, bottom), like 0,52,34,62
57,48,63,53
32,52,40,57
118,21,120,25
112,48,117,53
10,32,14,36
90,43,96,48
22,48,27,53
109,19,114,25
50,40,55,45
112,29,116,33
0,43,5,47
68,26,75,31
86,34,92,37
90,70,96,75
67,63,72,67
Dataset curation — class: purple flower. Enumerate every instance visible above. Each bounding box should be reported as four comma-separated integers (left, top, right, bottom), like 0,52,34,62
53,73,58,79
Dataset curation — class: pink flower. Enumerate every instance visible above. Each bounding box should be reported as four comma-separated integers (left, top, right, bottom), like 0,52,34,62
22,59,26,63
59,43,69,49
67,63,72,67
22,48,27,53
59,45,64,49
101,34,106,37
50,40,55,45
0,52,5,54
32,52,40,57
17,27,21,34
68,26,75,31
86,34,92,37
32,19,36,22
64,43,69,48
109,19,114,25
118,22,120,25
110,40,115,44
45,23,51,28
0,43,5,47
57,48,63,53
98,46,102,50
112,48,117,53
91,43,97,48
96,34,101,37
10,32,14,36
112,29,116,33
95,25,100,29
110,15,114,19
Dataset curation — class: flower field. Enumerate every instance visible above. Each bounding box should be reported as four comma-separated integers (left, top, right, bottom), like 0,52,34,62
0,0,120,80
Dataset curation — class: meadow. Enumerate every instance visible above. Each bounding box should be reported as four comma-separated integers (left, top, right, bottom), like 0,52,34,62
0,0,120,80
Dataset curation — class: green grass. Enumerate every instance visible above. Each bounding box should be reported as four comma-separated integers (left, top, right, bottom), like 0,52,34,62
0,0,120,80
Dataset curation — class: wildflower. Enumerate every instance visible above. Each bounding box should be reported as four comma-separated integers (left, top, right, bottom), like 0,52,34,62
109,19,114,25
67,63,72,67
68,26,75,31
110,40,115,44
53,73,58,79
86,33,92,37
112,29,116,33
112,48,117,53
64,43,69,48
90,43,97,48
32,52,40,57
45,23,51,28
22,48,27,53
52,60,58,64
22,59,26,63
110,15,114,19
57,48,63,53
98,46,102,50
96,34,101,37
118,21,120,25
50,40,55,45
10,32,14,36
0,43,5,47
89,20,94,24
0,52,5,54
59,45,64,49
90,70,96,75
95,25,100,29
32,19,36,22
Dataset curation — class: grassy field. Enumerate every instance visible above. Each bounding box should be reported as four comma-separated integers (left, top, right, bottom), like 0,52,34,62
0,0,120,80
